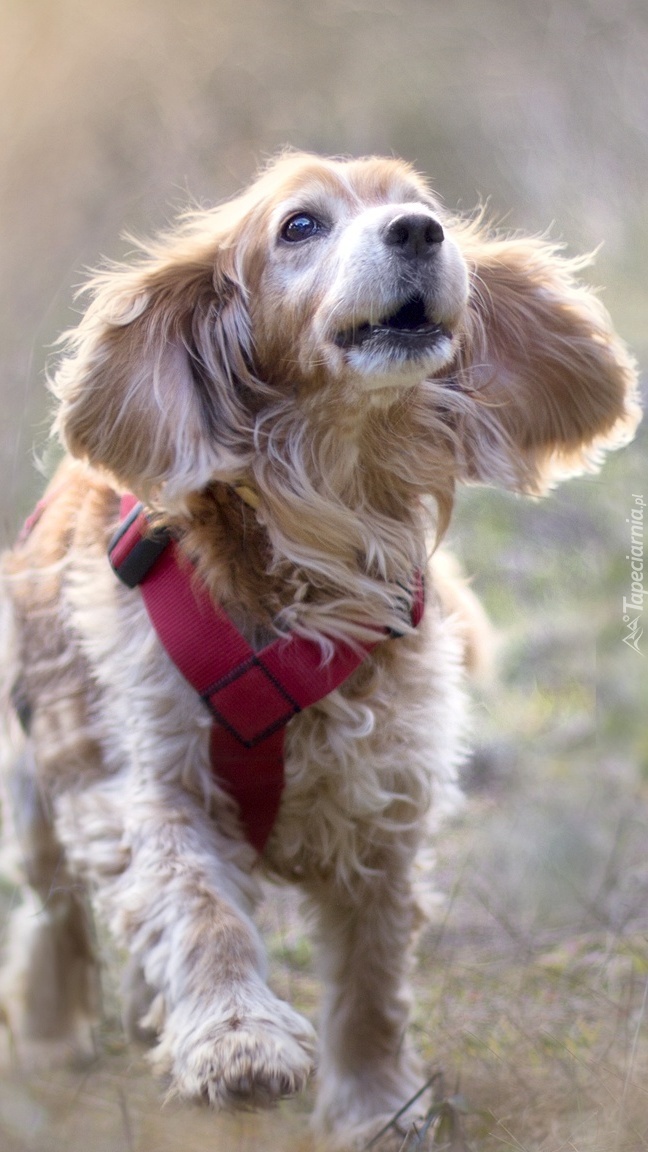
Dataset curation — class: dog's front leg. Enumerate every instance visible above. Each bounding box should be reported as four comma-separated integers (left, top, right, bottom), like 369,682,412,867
307,848,424,1148
84,778,316,1107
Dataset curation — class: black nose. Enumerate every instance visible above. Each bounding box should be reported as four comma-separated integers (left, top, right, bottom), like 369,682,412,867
383,212,444,259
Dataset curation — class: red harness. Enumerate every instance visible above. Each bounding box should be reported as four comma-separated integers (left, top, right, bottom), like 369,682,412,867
107,494,424,853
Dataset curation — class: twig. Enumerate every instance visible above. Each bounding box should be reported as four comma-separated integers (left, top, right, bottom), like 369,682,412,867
361,1072,443,1150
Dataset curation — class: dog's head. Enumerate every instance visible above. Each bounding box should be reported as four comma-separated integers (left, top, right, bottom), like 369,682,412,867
242,153,468,395
53,151,640,518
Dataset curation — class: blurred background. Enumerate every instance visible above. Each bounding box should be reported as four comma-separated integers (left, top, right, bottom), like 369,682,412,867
0,1,647,1149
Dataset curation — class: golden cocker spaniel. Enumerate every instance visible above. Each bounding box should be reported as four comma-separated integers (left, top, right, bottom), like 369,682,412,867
0,152,639,1150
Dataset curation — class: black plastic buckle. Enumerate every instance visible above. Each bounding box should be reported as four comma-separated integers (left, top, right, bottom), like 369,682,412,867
108,502,172,588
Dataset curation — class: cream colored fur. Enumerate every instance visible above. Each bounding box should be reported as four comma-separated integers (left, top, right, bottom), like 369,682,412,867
0,151,640,1150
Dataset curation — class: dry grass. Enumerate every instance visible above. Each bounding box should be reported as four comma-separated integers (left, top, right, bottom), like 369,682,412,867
1,786,647,1152
1,651,647,1152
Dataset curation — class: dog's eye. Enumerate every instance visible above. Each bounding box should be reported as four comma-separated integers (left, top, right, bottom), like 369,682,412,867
280,213,321,243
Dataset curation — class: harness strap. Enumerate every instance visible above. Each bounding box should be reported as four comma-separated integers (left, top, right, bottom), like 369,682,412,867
108,494,425,852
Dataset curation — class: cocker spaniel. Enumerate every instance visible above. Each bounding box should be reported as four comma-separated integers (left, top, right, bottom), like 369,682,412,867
0,152,640,1150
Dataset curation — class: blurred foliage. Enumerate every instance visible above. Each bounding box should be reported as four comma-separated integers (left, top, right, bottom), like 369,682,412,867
0,0,647,527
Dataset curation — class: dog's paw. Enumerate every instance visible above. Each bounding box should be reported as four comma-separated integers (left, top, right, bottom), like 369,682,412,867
153,993,317,1108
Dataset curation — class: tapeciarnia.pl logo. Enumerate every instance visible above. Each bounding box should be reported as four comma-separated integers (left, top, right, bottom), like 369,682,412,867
622,493,645,655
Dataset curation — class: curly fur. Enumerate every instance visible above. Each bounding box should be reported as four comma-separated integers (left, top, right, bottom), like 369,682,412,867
0,151,640,1149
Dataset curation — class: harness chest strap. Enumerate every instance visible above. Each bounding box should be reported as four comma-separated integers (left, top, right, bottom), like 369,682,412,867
108,494,425,852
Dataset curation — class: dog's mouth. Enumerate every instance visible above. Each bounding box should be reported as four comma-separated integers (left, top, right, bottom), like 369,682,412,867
334,293,450,352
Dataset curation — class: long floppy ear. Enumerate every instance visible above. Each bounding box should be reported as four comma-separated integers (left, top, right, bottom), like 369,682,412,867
51,223,254,505
452,230,641,493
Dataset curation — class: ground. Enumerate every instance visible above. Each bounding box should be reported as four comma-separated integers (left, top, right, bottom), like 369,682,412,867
1,429,647,1152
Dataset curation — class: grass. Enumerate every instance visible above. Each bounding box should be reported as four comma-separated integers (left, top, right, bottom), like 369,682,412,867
1,428,646,1150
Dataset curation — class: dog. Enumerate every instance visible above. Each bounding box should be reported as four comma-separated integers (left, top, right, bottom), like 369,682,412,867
0,151,640,1150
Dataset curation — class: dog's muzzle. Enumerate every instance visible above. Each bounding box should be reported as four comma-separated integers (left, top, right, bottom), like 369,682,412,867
334,292,450,353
